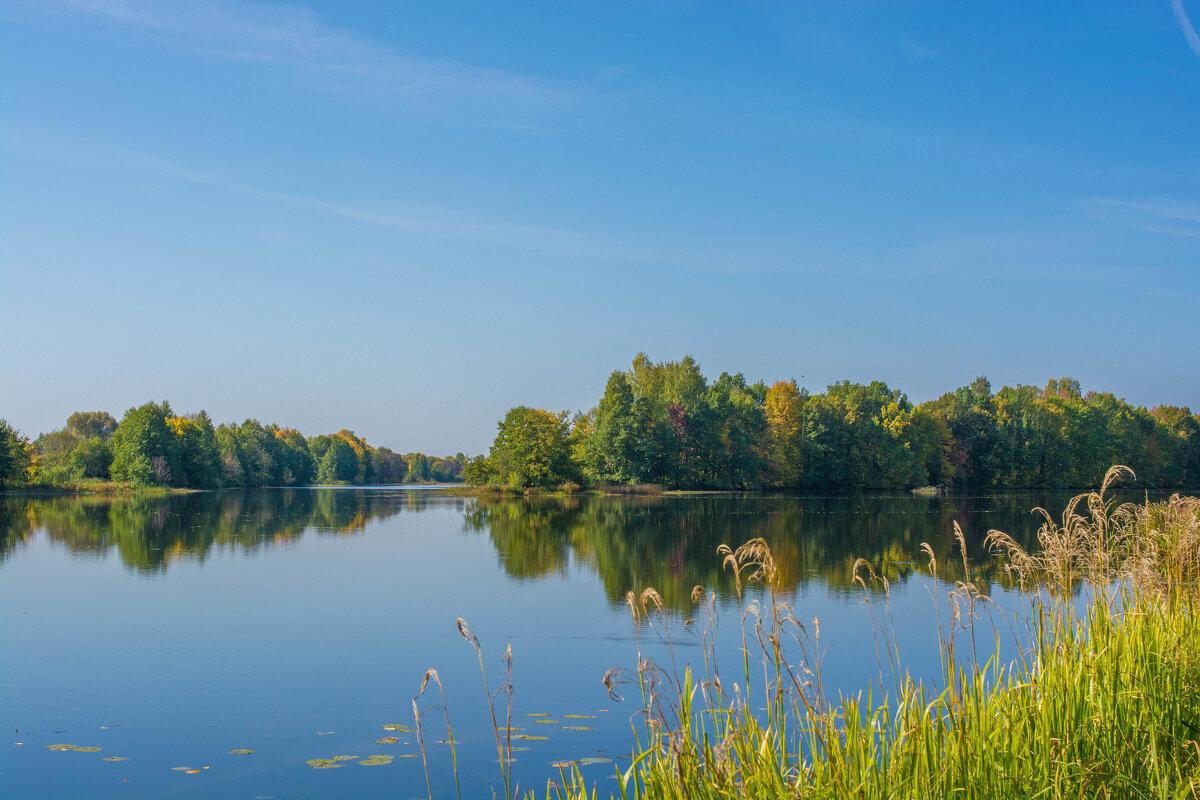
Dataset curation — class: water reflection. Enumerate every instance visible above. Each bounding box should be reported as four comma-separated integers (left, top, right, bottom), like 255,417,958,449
0,489,462,572
463,493,1055,608
2,490,1058,602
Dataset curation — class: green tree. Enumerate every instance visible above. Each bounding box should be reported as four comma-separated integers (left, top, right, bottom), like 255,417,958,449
702,372,767,488
486,406,576,489
168,412,221,488
1149,406,1200,487
317,437,358,484
461,454,491,485
66,411,118,441
109,402,180,487
0,419,33,489
404,452,431,483
69,437,113,479
372,447,407,484
32,427,82,483
583,371,642,485
277,429,317,485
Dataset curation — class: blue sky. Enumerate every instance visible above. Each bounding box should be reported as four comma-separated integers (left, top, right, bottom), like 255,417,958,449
1,0,1198,455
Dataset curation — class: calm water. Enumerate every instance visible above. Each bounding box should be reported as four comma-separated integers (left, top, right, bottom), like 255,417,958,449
1,488,1079,798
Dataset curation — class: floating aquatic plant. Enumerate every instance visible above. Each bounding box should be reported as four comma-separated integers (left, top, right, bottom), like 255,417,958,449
358,754,393,766
46,744,101,752
306,754,358,769
229,749,254,755
102,756,128,762
376,737,399,744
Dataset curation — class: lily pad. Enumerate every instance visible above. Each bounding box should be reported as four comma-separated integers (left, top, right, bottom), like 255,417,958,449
524,713,551,717
306,758,345,769
513,734,550,741
534,720,559,725
333,755,358,762
102,756,129,762
229,749,254,755
397,753,419,759
358,754,393,766
577,757,613,765
381,724,412,732
562,714,595,719
562,726,594,731
499,726,523,732
376,737,399,744
46,744,102,753
171,766,194,772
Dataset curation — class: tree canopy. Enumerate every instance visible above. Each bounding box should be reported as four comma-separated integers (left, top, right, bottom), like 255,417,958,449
480,406,577,490
11,405,462,490
466,356,1200,491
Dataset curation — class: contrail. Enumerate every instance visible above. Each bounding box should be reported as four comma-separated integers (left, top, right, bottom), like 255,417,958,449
1172,0,1200,57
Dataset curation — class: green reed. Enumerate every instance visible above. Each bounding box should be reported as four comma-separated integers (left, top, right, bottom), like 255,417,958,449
552,468,1200,799
419,469,1200,799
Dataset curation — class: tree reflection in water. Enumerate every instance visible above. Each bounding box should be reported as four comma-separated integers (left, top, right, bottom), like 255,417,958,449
1,490,1055,599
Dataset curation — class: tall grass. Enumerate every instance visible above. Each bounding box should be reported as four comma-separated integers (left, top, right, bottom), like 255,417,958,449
416,469,1200,799
562,467,1200,799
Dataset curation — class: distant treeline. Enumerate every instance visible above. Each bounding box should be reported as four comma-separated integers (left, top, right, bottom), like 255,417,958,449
0,404,464,489
465,354,1200,491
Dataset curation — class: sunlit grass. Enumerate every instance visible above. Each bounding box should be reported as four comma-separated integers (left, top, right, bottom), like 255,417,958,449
419,468,1200,799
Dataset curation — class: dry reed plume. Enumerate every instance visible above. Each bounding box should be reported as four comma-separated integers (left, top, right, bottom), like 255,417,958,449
985,465,1139,591
599,466,1200,799
410,467,1200,799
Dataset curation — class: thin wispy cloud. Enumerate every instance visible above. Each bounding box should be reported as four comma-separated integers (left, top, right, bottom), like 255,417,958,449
7,127,1163,285
1085,197,1200,239
1172,0,1200,58
49,0,569,105
0,128,800,275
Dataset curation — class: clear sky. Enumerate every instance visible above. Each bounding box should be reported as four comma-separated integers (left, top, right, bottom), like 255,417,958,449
2,0,1198,455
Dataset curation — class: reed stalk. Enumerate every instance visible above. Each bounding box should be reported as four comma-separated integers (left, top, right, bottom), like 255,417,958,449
421,468,1200,799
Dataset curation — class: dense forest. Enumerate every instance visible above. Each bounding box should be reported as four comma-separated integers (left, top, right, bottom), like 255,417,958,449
465,354,1200,491
0,404,463,490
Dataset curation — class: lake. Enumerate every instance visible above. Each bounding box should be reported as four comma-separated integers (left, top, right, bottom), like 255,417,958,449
1,487,1078,798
